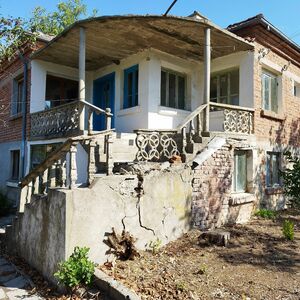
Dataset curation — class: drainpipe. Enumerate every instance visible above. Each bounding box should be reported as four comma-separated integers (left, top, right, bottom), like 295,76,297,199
79,27,86,132
203,27,211,133
19,54,28,178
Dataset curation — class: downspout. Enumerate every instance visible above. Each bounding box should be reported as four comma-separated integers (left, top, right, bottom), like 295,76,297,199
19,54,28,178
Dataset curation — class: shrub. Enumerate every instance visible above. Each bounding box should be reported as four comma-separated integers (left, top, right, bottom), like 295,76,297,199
255,209,276,219
54,246,96,290
280,151,300,208
282,220,295,241
0,191,11,217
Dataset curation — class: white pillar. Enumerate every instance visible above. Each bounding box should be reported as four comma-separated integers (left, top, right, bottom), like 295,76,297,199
203,27,211,133
79,27,86,131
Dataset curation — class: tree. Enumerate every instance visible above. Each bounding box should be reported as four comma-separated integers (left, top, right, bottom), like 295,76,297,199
280,151,300,208
0,0,97,63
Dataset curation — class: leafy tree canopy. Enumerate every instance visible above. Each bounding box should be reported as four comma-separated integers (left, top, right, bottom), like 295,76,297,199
0,0,97,63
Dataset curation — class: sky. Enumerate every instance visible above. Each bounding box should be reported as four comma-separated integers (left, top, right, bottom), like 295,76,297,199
1,0,300,44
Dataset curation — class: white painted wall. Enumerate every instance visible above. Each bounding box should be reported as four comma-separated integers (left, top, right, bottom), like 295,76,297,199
30,49,255,134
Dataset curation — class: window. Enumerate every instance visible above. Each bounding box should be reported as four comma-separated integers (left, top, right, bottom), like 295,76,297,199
262,70,278,113
210,69,239,105
10,150,20,180
45,75,78,109
293,81,300,97
30,143,60,170
12,77,24,116
266,152,281,187
161,69,186,110
123,65,138,109
233,150,247,192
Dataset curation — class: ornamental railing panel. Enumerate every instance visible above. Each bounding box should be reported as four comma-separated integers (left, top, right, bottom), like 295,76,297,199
135,130,180,161
30,101,81,139
209,102,254,135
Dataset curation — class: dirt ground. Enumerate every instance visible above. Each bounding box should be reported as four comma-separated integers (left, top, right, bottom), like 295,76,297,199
100,210,300,300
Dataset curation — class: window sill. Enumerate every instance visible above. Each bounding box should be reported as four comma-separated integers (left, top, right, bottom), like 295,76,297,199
229,193,255,206
6,180,20,188
158,106,191,116
265,186,283,195
117,106,141,116
260,110,286,121
10,113,22,120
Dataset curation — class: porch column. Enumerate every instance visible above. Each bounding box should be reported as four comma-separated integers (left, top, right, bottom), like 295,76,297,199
79,27,86,132
203,27,211,133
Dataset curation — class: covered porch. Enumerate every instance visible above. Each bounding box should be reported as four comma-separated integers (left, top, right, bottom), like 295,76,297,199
30,14,254,141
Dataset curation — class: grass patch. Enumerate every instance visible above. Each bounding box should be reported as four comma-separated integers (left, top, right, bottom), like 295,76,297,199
254,209,277,219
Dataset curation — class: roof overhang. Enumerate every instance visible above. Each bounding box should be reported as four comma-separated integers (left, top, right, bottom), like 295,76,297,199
32,15,254,71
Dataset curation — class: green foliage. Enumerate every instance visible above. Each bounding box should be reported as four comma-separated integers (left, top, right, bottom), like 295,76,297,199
280,151,300,208
0,191,11,217
0,0,97,63
197,264,207,275
148,238,162,254
54,246,96,289
282,220,295,241
175,281,188,292
254,209,277,219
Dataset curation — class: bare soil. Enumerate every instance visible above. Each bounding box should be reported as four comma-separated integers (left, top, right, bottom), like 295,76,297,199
100,210,300,300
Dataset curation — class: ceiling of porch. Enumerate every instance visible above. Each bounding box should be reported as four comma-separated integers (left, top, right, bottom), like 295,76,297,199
32,15,254,71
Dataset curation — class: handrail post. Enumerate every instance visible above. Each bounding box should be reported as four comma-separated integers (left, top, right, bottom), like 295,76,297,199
105,108,113,175
105,108,112,130
88,108,93,135
203,27,211,134
69,142,78,189
87,140,96,185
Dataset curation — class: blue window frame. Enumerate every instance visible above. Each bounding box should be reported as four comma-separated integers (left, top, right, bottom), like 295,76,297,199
123,65,138,109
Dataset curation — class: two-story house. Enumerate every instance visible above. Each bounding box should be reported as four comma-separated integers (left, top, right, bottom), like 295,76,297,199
2,12,300,281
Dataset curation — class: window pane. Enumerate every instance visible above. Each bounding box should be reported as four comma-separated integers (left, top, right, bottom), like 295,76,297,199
271,154,279,184
17,80,23,114
263,74,270,110
270,77,278,113
267,152,280,186
161,71,167,106
127,72,133,107
11,150,20,180
178,76,185,110
169,73,176,108
234,151,247,192
220,74,228,104
210,76,218,102
134,69,139,106
229,70,239,105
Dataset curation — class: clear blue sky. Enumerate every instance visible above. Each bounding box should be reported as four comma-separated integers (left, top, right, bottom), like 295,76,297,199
1,0,300,44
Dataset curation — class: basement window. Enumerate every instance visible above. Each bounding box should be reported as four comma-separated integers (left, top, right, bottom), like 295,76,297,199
233,150,247,193
160,69,186,110
266,152,281,187
45,75,78,109
210,69,239,105
11,76,24,116
10,150,20,181
123,65,139,109
262,70,278,113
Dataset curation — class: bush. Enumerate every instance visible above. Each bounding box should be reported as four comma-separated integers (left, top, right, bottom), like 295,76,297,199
255,209,276,219
0,191,11,217
280,151,300,208
54,246,96,290
282,220,295,241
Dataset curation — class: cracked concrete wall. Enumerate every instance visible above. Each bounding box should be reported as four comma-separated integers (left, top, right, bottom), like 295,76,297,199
66,165,192,266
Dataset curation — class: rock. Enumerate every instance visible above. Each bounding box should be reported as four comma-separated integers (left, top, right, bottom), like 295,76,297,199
199,230,230,247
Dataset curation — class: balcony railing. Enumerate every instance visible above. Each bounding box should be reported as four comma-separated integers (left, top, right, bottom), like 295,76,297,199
30,100,112,140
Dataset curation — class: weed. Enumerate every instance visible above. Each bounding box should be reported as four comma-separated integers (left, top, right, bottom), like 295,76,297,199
282,220,295,241
255,209,276,219
148,238,162,254
54,246,96,291
176,281,187,292
197,264,207,275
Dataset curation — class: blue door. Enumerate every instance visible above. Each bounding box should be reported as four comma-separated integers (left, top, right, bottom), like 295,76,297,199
93,73,115,131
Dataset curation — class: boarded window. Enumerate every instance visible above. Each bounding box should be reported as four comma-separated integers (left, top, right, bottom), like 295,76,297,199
160,69,186,110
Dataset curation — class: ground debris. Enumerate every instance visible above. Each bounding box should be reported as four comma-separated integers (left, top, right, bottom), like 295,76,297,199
105,227,140,260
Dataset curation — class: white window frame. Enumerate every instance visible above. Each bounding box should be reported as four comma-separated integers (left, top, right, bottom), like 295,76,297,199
210,68,239,105
233,150,247,193
160,68,187,110
262,69,278,113
266,151,281,187
11,76,24,116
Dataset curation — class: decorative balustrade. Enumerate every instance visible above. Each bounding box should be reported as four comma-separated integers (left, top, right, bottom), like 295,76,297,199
209,102,254,134
134,130,180,161
30,101,82,139
30,100,113,139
